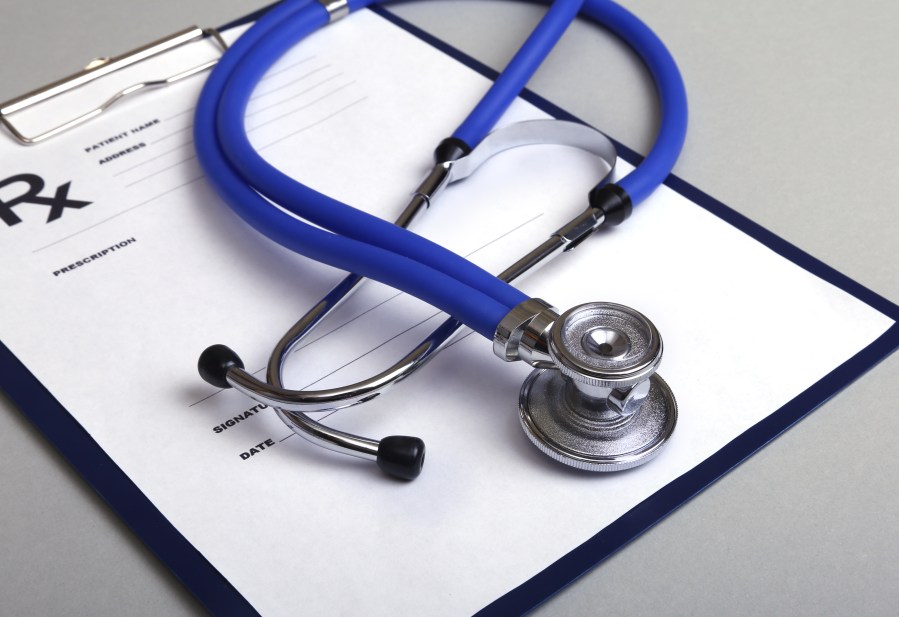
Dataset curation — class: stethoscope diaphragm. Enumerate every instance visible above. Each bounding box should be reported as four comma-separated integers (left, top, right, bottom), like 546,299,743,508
518,303,677,471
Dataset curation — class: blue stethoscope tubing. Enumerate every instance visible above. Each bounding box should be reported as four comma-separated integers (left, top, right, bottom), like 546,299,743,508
194,0,687,339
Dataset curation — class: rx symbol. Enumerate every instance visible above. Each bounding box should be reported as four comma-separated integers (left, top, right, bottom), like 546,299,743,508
0,173,92,227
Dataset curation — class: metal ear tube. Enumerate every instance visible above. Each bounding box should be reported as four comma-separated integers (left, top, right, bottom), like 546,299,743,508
494,299,677,471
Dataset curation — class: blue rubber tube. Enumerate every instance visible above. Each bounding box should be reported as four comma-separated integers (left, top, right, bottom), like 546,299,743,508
206,0,585,332
194,0,688,338
212,0,588,315
581,0,688,204
194,0,514,337
452,0,583,146
212,2,530,312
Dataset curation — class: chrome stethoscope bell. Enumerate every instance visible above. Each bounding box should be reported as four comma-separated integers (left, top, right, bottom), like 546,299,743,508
511,302,677,471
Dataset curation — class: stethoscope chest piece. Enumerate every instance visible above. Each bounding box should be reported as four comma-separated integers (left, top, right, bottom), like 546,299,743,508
518,303,677,471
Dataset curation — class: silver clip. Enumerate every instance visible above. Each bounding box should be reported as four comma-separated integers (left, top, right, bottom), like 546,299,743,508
0,26,228,145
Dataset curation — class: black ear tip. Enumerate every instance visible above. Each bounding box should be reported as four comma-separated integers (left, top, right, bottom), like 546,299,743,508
377,436,426,480
198,344,244,389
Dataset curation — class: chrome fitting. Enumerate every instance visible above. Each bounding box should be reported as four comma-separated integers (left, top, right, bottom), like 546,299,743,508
412,162,453,207
551,206,605,249
318,0,349,22
493,298,559,366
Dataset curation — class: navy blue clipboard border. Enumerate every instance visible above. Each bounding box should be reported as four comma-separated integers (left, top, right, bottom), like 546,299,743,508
1,5,897,617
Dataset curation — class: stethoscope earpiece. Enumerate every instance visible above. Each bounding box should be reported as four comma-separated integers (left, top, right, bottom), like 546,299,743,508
199,343,427,480
377,436,426,480
198,344,244,390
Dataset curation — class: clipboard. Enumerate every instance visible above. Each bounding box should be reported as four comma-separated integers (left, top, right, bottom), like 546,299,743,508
1,4,897,616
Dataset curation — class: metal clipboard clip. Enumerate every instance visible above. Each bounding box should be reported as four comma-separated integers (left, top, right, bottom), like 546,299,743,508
0,26,228,145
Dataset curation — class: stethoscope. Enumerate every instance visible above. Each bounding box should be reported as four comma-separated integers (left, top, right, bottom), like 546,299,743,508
195,0,687,480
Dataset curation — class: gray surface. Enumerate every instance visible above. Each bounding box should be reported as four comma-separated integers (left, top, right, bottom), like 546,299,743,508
1,1,897,615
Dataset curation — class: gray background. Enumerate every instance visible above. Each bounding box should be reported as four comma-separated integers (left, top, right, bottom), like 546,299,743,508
1,1,897,615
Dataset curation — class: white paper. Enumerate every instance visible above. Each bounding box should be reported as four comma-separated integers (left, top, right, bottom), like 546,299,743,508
0,11,893,616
